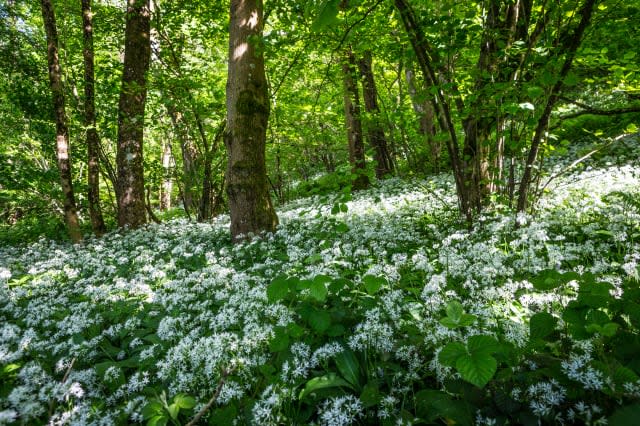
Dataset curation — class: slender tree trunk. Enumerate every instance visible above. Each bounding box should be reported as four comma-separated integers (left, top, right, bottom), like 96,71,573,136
199,120,225,222
395,0,472,222
405,64,439,172
517,0,597,212
342,47,369,190
81,0,106,236
357,50,393,179
41,0,82,243
225,0,278,241
116,0,151,228
160,142,172,210
166,106,198,214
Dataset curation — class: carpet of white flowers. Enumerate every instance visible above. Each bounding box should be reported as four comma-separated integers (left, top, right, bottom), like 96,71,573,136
1,137,640,425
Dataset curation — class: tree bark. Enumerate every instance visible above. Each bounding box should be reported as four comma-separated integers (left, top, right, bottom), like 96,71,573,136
342,47,369,190
405,64,439,172
395,0,472,222
160,142,172,210
116,0,151,228
225,0,278,241
41,0,82,243
357,50,393,179
517,0,597,213
81,0,106,236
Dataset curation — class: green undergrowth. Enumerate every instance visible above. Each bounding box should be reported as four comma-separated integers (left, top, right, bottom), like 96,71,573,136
1,140,640,425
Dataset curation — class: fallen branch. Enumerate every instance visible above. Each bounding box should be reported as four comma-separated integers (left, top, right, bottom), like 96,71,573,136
185,368,232,426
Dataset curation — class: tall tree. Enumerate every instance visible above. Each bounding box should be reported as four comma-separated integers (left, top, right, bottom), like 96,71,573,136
342,47,369,190
40,0,82,242
225,0,278,241
116,0,151,228
81,0,106,235
357,50,393,179
517,0,597,212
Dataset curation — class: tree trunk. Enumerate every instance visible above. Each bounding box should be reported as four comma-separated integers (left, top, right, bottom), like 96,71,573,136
160,142,172,210
199,121,225,222
116,0,151,229
342,47,369,190
394,0,470,221
405,64,439,172
41,0,82,243
225,0,278,241
81,0,106,236
166,106,198,214
517,0,597,212
357,50,393,179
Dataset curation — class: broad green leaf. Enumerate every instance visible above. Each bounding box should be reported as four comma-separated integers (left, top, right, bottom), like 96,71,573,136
174,394,196,409
601,322,619,337
167,403,179,420
309,310,331,333
142,401,163,420
267,276,290,303
311,0,340,33
362,275,384,295
467,335,499,357
209,405,238,425
609,403,640,426
309,280,328,302
360,382,380,407
458,313,477,327
334,349,360,388
147,415,168,426
445,301,464,322
299,373,353,400
530,312,557,340
456,353,497,388
613,366,639,386
269,327,290,352
439,342,467,367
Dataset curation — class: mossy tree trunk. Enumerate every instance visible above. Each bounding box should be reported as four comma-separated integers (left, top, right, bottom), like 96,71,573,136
116,0,151,229
40,0,82,243
225,0,278,241
82,0,106,236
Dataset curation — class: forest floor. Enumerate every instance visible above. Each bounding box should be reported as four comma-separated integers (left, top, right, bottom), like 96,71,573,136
1,135,640,425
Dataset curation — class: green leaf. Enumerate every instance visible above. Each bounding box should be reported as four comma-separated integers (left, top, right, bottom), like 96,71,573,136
362,275,385,295
270,327,290,352
147,415,169,426
209,405,238,425
173,394,196,409
609,403,640,426
530,312,558,340
299,373,353,400
439,342,467,367
467,335,499,357
309,280,328,302
267,276,290,303
360,382,380,407
167,403,179,420
446,301,464,321
456,352,497,388
601,322,619,337
334,348,360,388
613,366,639,386
309,310,331,333
311,0,340,33
527,86,544,99
142,401,164,420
